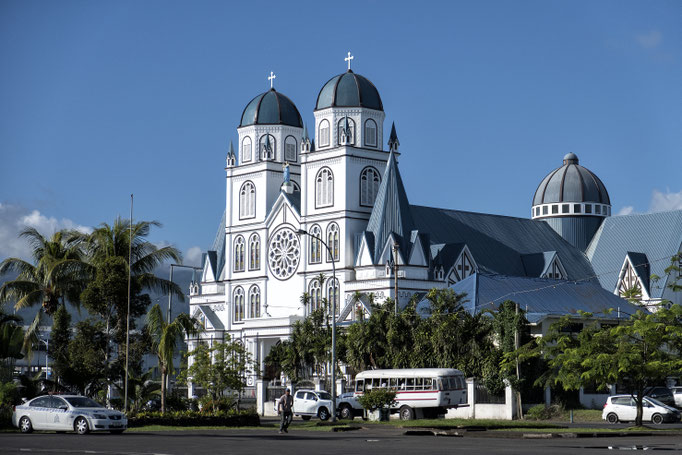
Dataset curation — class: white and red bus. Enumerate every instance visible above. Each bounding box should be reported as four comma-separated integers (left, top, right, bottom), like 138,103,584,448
353,368,468,420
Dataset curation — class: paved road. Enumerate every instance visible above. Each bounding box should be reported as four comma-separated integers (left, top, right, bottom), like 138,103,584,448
2,426,682,455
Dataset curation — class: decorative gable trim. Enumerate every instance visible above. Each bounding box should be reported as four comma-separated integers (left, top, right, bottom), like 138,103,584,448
540,253,567,280
264,192,301,229
202,252,216,283
378,233,404,266
616,254,651,301
447,245,477,285
355,233,375,267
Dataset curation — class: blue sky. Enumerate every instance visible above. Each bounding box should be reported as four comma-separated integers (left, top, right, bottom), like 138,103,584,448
1,0,681,265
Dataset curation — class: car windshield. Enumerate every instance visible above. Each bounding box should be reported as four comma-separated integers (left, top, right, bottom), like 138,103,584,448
317,392,331,400
64,397,104,408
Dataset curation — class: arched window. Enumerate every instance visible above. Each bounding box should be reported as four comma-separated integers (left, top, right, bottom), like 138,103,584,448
315,167,334,208
233,236,245,272
233,287,244,322
308,279,322,312
239,181,256,219
326,277,340,315
285,135,297,162
360,167,381,206
326,223,339,262
337,117,355,145
241,136,252,163
309,224,322,264
249,234,260,270
364,119,377,147
319,119,330,147
259,134,276,160
249,285,260,318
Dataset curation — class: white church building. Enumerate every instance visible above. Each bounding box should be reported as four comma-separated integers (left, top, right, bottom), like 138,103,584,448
186,55,682,401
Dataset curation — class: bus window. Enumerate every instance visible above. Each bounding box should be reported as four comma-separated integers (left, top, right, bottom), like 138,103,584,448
406,378,415,390
355,380,364,392
424,378,433,390
436,378,444,391
372,378,381,388
389,378,398,388
398,378,406,390
415,378,423,390
456,376,464,389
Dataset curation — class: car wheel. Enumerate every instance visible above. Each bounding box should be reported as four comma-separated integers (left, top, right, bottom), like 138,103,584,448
652,413,664,425
339,404,354,420
399,405,414,421
606,413,619,424
19,416,33,433
110,430,125,434
75,417,90,435
318,407,330,421
301,415,311,421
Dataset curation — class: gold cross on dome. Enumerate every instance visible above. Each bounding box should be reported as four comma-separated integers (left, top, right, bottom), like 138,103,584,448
345,52,354,70
268,71,276,89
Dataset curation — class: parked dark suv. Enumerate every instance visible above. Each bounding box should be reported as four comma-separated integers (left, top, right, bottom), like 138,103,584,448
644,387,675,407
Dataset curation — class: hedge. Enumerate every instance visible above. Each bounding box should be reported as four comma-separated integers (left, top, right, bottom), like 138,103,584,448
128,410,260,428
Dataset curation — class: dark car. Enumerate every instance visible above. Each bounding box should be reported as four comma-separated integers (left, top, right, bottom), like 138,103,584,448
644,387,675,407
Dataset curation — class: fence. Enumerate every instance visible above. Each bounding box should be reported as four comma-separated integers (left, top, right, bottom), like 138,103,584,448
474,384,505,404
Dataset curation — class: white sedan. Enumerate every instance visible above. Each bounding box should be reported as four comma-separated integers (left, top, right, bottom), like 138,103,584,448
12,395,127,434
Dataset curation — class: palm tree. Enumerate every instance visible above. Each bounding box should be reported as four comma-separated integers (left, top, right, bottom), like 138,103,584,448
146,303,202,414
0,307,25,382
0,228,90,350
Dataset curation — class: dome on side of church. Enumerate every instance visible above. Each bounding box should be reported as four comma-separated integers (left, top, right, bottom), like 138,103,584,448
533,153,610,206
315,70,383,111
240,89,303,128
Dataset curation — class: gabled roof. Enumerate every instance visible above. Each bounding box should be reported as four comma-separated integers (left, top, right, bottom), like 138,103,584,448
586,210,682,299
411,206,595,280
448,273,643,324
209,210,226,280
197,305,224,330
521,251,557,277
366,150,415,262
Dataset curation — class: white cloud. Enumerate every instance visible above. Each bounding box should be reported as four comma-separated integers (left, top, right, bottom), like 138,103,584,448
0,203,91,261
185,246,204,267
617,206,635,216
636,30,662,49
649,189,682,212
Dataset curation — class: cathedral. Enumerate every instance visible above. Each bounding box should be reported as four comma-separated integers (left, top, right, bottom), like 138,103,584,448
186,55,682,394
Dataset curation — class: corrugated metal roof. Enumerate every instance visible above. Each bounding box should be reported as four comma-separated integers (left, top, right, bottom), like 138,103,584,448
586,210,682,298
366,150,415,262
448,273,643,323
411,206,596,281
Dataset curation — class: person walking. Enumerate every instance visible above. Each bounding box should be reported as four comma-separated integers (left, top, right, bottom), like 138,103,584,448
278,388,294,434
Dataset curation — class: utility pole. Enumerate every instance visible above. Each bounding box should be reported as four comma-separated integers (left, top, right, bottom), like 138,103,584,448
515,302,523,419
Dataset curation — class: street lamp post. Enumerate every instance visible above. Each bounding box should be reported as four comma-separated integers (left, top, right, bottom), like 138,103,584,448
38,337,49,379
297,228,337,423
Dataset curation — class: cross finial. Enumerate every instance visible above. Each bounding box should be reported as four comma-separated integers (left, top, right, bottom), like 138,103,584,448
345,51,354,70
268,71,276,89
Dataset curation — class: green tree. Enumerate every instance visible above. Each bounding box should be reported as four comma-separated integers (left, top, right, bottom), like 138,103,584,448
79,218,182,385
182,338,251,412
146,303,201,414
67,319,108,396
0,306,25,382
533,306,682,426
0,228,89,349
49,304,72,386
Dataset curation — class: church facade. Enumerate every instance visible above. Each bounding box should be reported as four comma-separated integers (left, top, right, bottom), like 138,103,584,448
186,57,682,394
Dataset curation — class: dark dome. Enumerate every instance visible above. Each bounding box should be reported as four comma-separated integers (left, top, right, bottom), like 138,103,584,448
240,89,303,128
315,70,383,111
533,154,610,206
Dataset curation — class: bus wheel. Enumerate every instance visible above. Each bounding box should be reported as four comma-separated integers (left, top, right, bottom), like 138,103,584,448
399,406,414,420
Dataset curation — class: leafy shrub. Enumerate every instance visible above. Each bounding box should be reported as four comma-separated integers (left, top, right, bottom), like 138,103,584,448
358,388,397,411
0,382,20,429
526,404,563,420
128,408,259,427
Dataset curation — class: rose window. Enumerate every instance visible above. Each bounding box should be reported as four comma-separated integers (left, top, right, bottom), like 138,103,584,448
268,227,301,280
